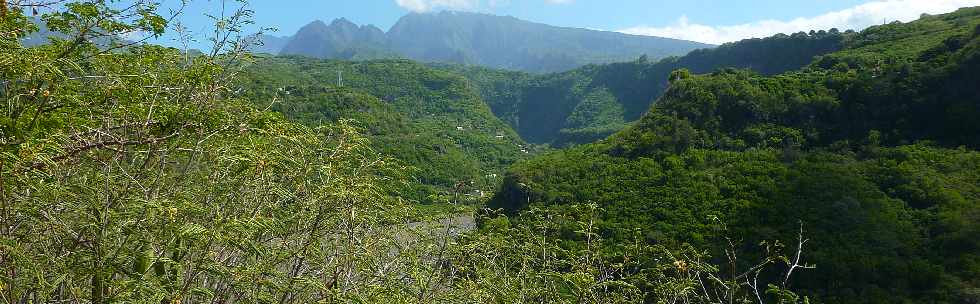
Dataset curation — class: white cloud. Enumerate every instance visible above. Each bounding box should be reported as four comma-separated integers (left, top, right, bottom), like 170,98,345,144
620,0,980,45
395,0,568,12
395,0,479,12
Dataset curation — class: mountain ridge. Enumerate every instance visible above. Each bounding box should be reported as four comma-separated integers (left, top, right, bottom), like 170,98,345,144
269,11,712,73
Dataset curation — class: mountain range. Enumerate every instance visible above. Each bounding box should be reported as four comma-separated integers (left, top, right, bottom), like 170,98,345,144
259,11,713,73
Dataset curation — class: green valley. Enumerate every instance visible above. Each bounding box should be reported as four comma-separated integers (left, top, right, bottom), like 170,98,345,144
441,28,848,146
3,1,979,304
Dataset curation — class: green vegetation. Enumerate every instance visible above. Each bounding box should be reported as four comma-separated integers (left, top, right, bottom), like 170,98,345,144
6,1,980,303
490,7,980,303
0,2,811,303
442,29,848,146
457,203,816,303
494,144,980,303
239,56,528,204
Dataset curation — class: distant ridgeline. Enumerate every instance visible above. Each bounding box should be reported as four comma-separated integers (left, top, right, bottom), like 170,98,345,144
440,28,850,147
239,57,528,204
489,7,980,303
261,11,712,73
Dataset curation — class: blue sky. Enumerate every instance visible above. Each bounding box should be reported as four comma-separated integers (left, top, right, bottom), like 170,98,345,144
231,0,868,32
157,0,980,46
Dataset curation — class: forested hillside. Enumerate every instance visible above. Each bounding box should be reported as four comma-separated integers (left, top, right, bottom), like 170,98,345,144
239,56,527,203
6,1,980,303
2,3,814,303
444,29,848,146
489,7,980,303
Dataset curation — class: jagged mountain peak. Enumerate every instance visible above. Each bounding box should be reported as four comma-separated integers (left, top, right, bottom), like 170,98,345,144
330,17,355,25
280,19,392,60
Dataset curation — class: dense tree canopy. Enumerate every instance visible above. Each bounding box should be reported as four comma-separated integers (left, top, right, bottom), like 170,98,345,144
239,57,529,204
5,1,979,303
489,7,980,303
